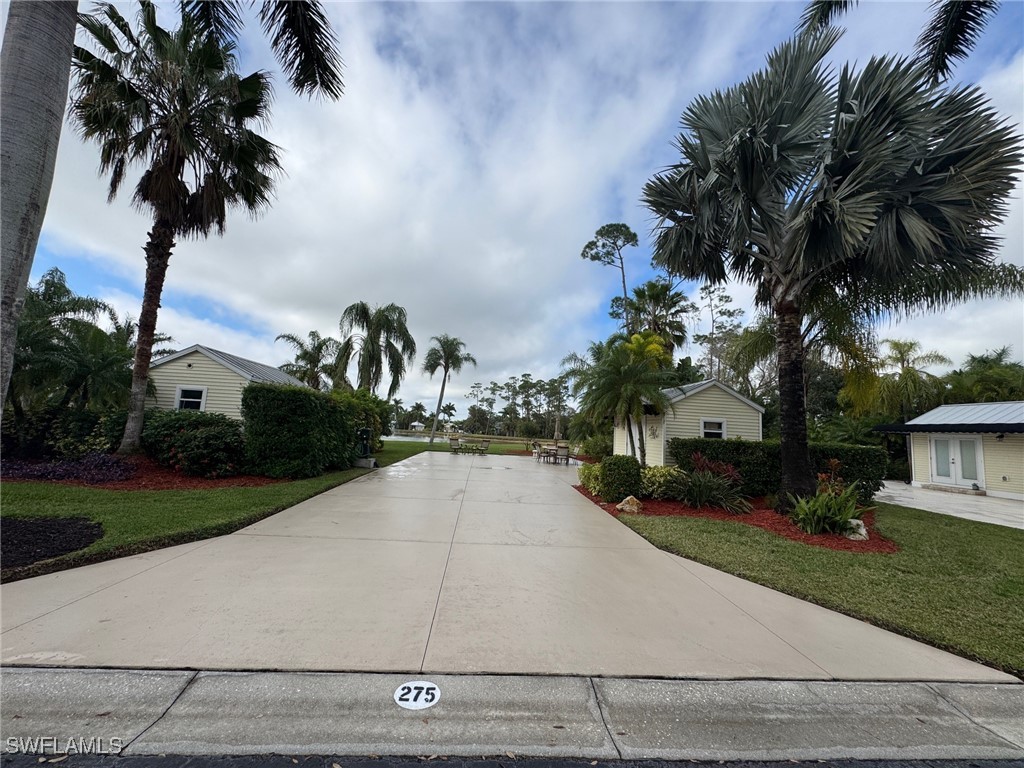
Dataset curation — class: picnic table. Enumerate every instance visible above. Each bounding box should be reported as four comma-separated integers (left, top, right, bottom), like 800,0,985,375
457,438,490,455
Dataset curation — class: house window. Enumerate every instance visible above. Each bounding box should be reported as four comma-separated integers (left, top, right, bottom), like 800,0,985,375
176,387,207,411
701,419,726,439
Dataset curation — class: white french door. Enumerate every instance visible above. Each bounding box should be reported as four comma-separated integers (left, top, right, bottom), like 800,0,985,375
930,435,983,488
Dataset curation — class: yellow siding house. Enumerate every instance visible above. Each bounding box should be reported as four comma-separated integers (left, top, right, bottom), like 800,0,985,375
147,345,306,420
613,379,764,466
888,402,1024,501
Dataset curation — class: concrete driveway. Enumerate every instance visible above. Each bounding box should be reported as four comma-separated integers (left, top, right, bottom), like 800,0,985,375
877,481,1024,529
0,452,1014,681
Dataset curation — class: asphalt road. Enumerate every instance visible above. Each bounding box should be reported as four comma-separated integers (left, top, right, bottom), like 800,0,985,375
3,757,1024,768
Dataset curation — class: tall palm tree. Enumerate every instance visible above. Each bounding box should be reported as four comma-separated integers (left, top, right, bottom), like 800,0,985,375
576,333,675,467
0,0,344,415
422,334,477,443
800,0,1000,83
70,2,283,453
276,330,340,390
408,401,428,427
643,30,1021,501
336,302,417,399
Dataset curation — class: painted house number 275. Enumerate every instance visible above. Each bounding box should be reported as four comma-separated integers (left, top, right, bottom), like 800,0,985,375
394,681,440,710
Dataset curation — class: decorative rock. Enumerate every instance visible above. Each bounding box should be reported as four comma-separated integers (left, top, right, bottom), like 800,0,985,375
616,496,643,514
844,519,869,541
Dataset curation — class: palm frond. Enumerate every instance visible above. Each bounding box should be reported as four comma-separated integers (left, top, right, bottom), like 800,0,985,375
915,0,999,82
798,0,859,33
258,0,344,99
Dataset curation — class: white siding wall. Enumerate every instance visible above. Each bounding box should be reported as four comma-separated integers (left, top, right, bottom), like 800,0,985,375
662,386,761,465
613,422,629,455
982,434,1024,499
643,414,665,466
147,352,250,420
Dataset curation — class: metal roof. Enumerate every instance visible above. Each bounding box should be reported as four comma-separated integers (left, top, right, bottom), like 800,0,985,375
907,402,1024,427
151,344,307,387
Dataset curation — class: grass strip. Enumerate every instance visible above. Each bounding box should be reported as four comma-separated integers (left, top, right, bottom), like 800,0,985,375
619,503,1024,678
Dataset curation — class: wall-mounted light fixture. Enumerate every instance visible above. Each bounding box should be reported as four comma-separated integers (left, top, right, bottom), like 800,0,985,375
996,433,1005,441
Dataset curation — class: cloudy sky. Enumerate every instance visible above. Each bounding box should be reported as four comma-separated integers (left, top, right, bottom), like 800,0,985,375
19,0,1024,416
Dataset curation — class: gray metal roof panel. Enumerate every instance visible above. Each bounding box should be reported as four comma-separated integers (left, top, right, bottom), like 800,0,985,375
202,346,307,387
907,402,1024,426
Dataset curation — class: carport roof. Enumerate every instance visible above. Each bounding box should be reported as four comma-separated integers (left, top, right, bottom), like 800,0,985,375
874,401,1024,434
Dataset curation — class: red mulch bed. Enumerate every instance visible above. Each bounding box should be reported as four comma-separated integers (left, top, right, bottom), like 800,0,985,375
574,485,899,554
8,456,284,491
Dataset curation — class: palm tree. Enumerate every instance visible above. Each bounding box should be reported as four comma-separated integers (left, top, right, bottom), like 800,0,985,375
0,0,344,415
70,2,283,453
422,334,477,443
276,330,340,390
336,302,417,399
800,0,1000,83
576,333,675,467
643,30,1021,501
944,347,1024,403
7,268,111,418
623,279,696,355
874,339,952,423
408,401,428,428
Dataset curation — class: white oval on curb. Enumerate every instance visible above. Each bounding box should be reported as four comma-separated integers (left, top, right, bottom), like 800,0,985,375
394,681,440,710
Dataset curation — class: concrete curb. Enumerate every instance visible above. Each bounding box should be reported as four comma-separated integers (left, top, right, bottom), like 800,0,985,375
2,668,1023,761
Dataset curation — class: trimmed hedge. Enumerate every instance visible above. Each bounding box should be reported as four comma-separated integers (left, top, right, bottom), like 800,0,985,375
140,409,244,478
599,454,642,503
666,438,887,501
242,384,355,478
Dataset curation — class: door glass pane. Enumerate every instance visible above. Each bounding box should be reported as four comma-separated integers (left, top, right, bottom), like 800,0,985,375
959,439,978,481
934,439,950,478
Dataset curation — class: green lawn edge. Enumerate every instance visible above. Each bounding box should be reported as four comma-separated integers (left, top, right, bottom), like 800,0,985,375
617,504,1024,679
0,440,469,582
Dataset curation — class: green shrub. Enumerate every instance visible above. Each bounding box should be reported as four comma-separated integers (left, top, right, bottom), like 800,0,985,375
640,465,688,500
141,409,244,478
599,455,642,503
682,470,752,515
577,462,603,497
333,389,388,451
242,384,355,478
667,438,886,501
789,482,872,534
580,433,613,461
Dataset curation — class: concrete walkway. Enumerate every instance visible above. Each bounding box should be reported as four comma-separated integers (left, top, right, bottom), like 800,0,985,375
877,481,1024,529
0,452,1014,681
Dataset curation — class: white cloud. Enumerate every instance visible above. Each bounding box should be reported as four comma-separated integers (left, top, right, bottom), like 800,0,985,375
35,0,1024,415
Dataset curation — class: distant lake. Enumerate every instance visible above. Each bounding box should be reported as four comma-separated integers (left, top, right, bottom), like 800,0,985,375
384,434,434,443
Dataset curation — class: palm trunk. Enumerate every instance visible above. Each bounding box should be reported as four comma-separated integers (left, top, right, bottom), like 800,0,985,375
624,415,637,458
637,414,647,468
0,1,79,416
428,371,448,444
118,219,175,454
776,301,816,509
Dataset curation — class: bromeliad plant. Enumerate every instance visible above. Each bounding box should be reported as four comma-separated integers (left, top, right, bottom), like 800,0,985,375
789,459,875,534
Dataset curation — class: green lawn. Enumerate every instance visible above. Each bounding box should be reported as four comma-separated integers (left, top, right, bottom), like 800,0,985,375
619,504,1024,678
1,439,475,580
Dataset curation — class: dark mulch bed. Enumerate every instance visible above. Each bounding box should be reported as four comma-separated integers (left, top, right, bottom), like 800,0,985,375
2,454,283,491
574,485,899,554
1,516,104,568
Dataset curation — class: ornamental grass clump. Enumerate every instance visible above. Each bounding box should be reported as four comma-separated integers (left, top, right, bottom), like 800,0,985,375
789,459,875,534
682,452,751,514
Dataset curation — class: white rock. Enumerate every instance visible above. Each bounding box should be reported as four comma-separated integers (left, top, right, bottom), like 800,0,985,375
844,518,869,541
